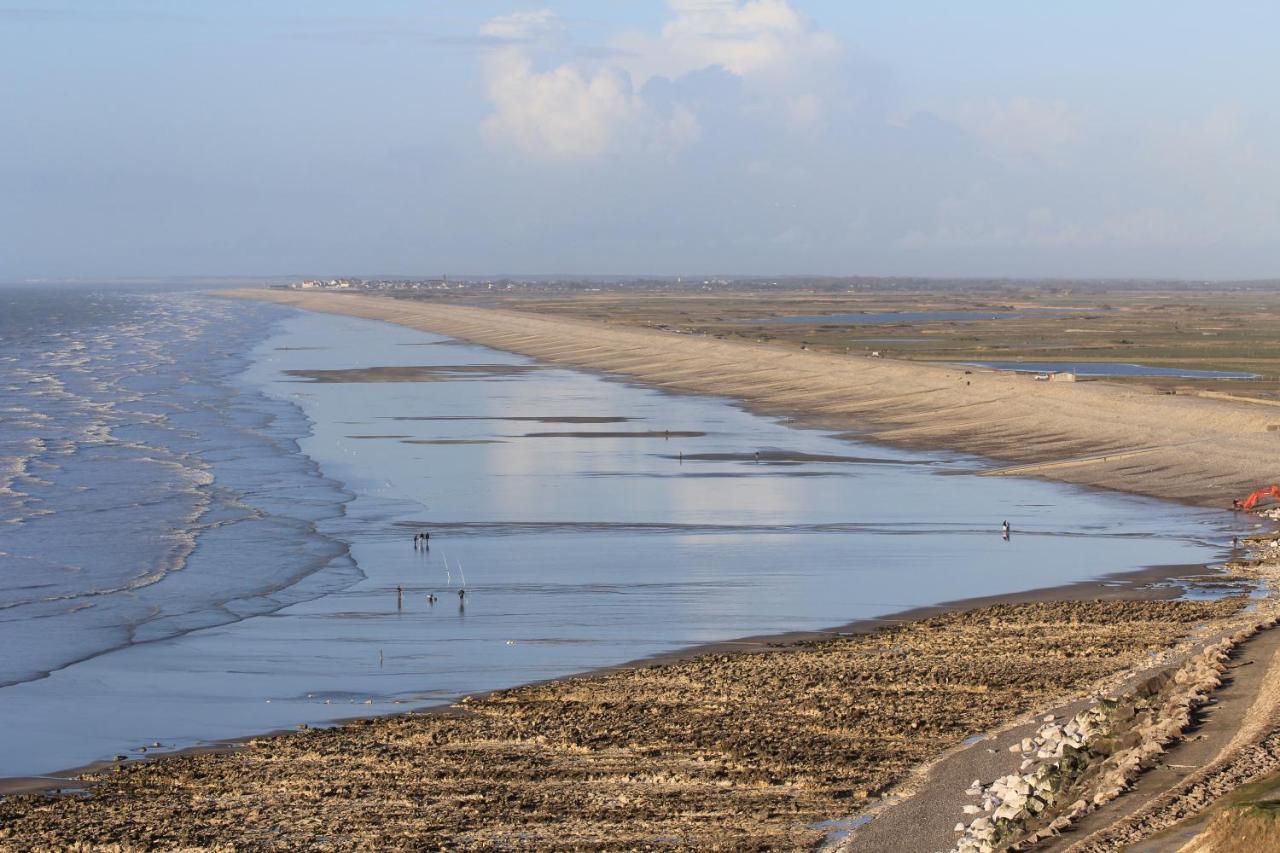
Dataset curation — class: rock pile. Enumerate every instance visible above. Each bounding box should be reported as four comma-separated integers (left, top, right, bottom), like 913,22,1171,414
950,616,1278,853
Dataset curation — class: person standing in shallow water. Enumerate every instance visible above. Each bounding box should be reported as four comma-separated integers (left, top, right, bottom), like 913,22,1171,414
1002,520,1010,540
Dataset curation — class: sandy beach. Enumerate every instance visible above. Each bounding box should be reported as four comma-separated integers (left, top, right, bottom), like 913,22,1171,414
6,290,1280,851
0,594,1255,850
225,290,1280,509
15,2,1280,847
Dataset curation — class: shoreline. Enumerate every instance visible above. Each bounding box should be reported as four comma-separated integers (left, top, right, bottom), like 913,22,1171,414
0,557,1229,798
222,289,1280,510
1,587,1258,848
5,291,1271,848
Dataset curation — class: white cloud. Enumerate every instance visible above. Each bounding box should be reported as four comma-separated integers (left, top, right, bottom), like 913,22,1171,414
479,10,700,158
478,1,838,159
617,0,839,83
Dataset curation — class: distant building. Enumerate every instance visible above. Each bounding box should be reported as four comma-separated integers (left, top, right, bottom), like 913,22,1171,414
1050,371,1077,382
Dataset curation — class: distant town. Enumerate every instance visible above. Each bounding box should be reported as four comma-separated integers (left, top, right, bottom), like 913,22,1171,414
274,275,1280,296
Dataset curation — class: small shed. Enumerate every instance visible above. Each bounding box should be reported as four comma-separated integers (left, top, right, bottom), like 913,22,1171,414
1049,371,1077,382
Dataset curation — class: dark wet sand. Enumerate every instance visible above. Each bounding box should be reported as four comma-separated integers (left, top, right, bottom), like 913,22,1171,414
523,429,706,438
657,450,930,464
389,415,636,424
284,364,539,382
400,438,507,445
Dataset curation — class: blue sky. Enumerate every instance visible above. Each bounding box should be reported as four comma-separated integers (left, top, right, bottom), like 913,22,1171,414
3,1,1278,279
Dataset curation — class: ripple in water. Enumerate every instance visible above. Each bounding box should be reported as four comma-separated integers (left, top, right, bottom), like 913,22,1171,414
0,288,357,688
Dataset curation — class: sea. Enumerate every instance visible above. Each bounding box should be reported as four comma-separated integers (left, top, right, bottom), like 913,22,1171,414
0,286,1251,779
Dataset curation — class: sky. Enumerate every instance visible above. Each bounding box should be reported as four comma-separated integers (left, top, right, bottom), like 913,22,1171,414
2,1,1279,280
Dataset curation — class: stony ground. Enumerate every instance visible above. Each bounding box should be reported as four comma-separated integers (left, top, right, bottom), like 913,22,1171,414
0,599,1245,851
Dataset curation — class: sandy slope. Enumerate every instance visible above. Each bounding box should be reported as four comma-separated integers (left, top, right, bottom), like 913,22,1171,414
226,289,1279,508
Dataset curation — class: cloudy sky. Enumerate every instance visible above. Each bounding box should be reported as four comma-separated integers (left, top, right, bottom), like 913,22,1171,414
3,1,1278,279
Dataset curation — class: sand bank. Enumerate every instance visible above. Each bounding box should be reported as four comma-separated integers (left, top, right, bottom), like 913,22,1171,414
224,290,1280,508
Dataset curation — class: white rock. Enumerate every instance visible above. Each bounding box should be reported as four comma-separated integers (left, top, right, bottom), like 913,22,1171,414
993,802,1024,821
963,804,981,814
955,822,966,833
1043,714,1056,722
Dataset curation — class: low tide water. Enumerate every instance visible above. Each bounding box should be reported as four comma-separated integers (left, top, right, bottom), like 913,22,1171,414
0,294,1250,779
956,360,1259,379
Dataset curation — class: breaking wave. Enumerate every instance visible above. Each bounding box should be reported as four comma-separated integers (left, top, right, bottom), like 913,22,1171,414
0,288,357,688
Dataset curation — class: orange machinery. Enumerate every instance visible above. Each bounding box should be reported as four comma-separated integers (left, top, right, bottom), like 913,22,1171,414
1234,485,1280,510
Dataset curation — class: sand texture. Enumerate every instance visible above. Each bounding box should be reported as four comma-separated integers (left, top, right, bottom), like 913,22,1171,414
0,600,1242,851
226,291,1280,508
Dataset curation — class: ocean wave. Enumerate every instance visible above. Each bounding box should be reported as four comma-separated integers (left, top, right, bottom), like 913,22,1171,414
0,291,359,688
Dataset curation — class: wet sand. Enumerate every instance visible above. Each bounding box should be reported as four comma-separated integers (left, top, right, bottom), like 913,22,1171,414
284,364,539,382
228,290,1280,508
522,429,706,438
0,597,1246,849
389,415,636,423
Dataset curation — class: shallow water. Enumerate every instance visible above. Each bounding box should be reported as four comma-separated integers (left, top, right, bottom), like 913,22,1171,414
749,309,1074,325
956,360,1258,379
0,297,1250,779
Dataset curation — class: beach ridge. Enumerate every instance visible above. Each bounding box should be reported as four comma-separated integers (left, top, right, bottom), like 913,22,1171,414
224,289,1279,509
